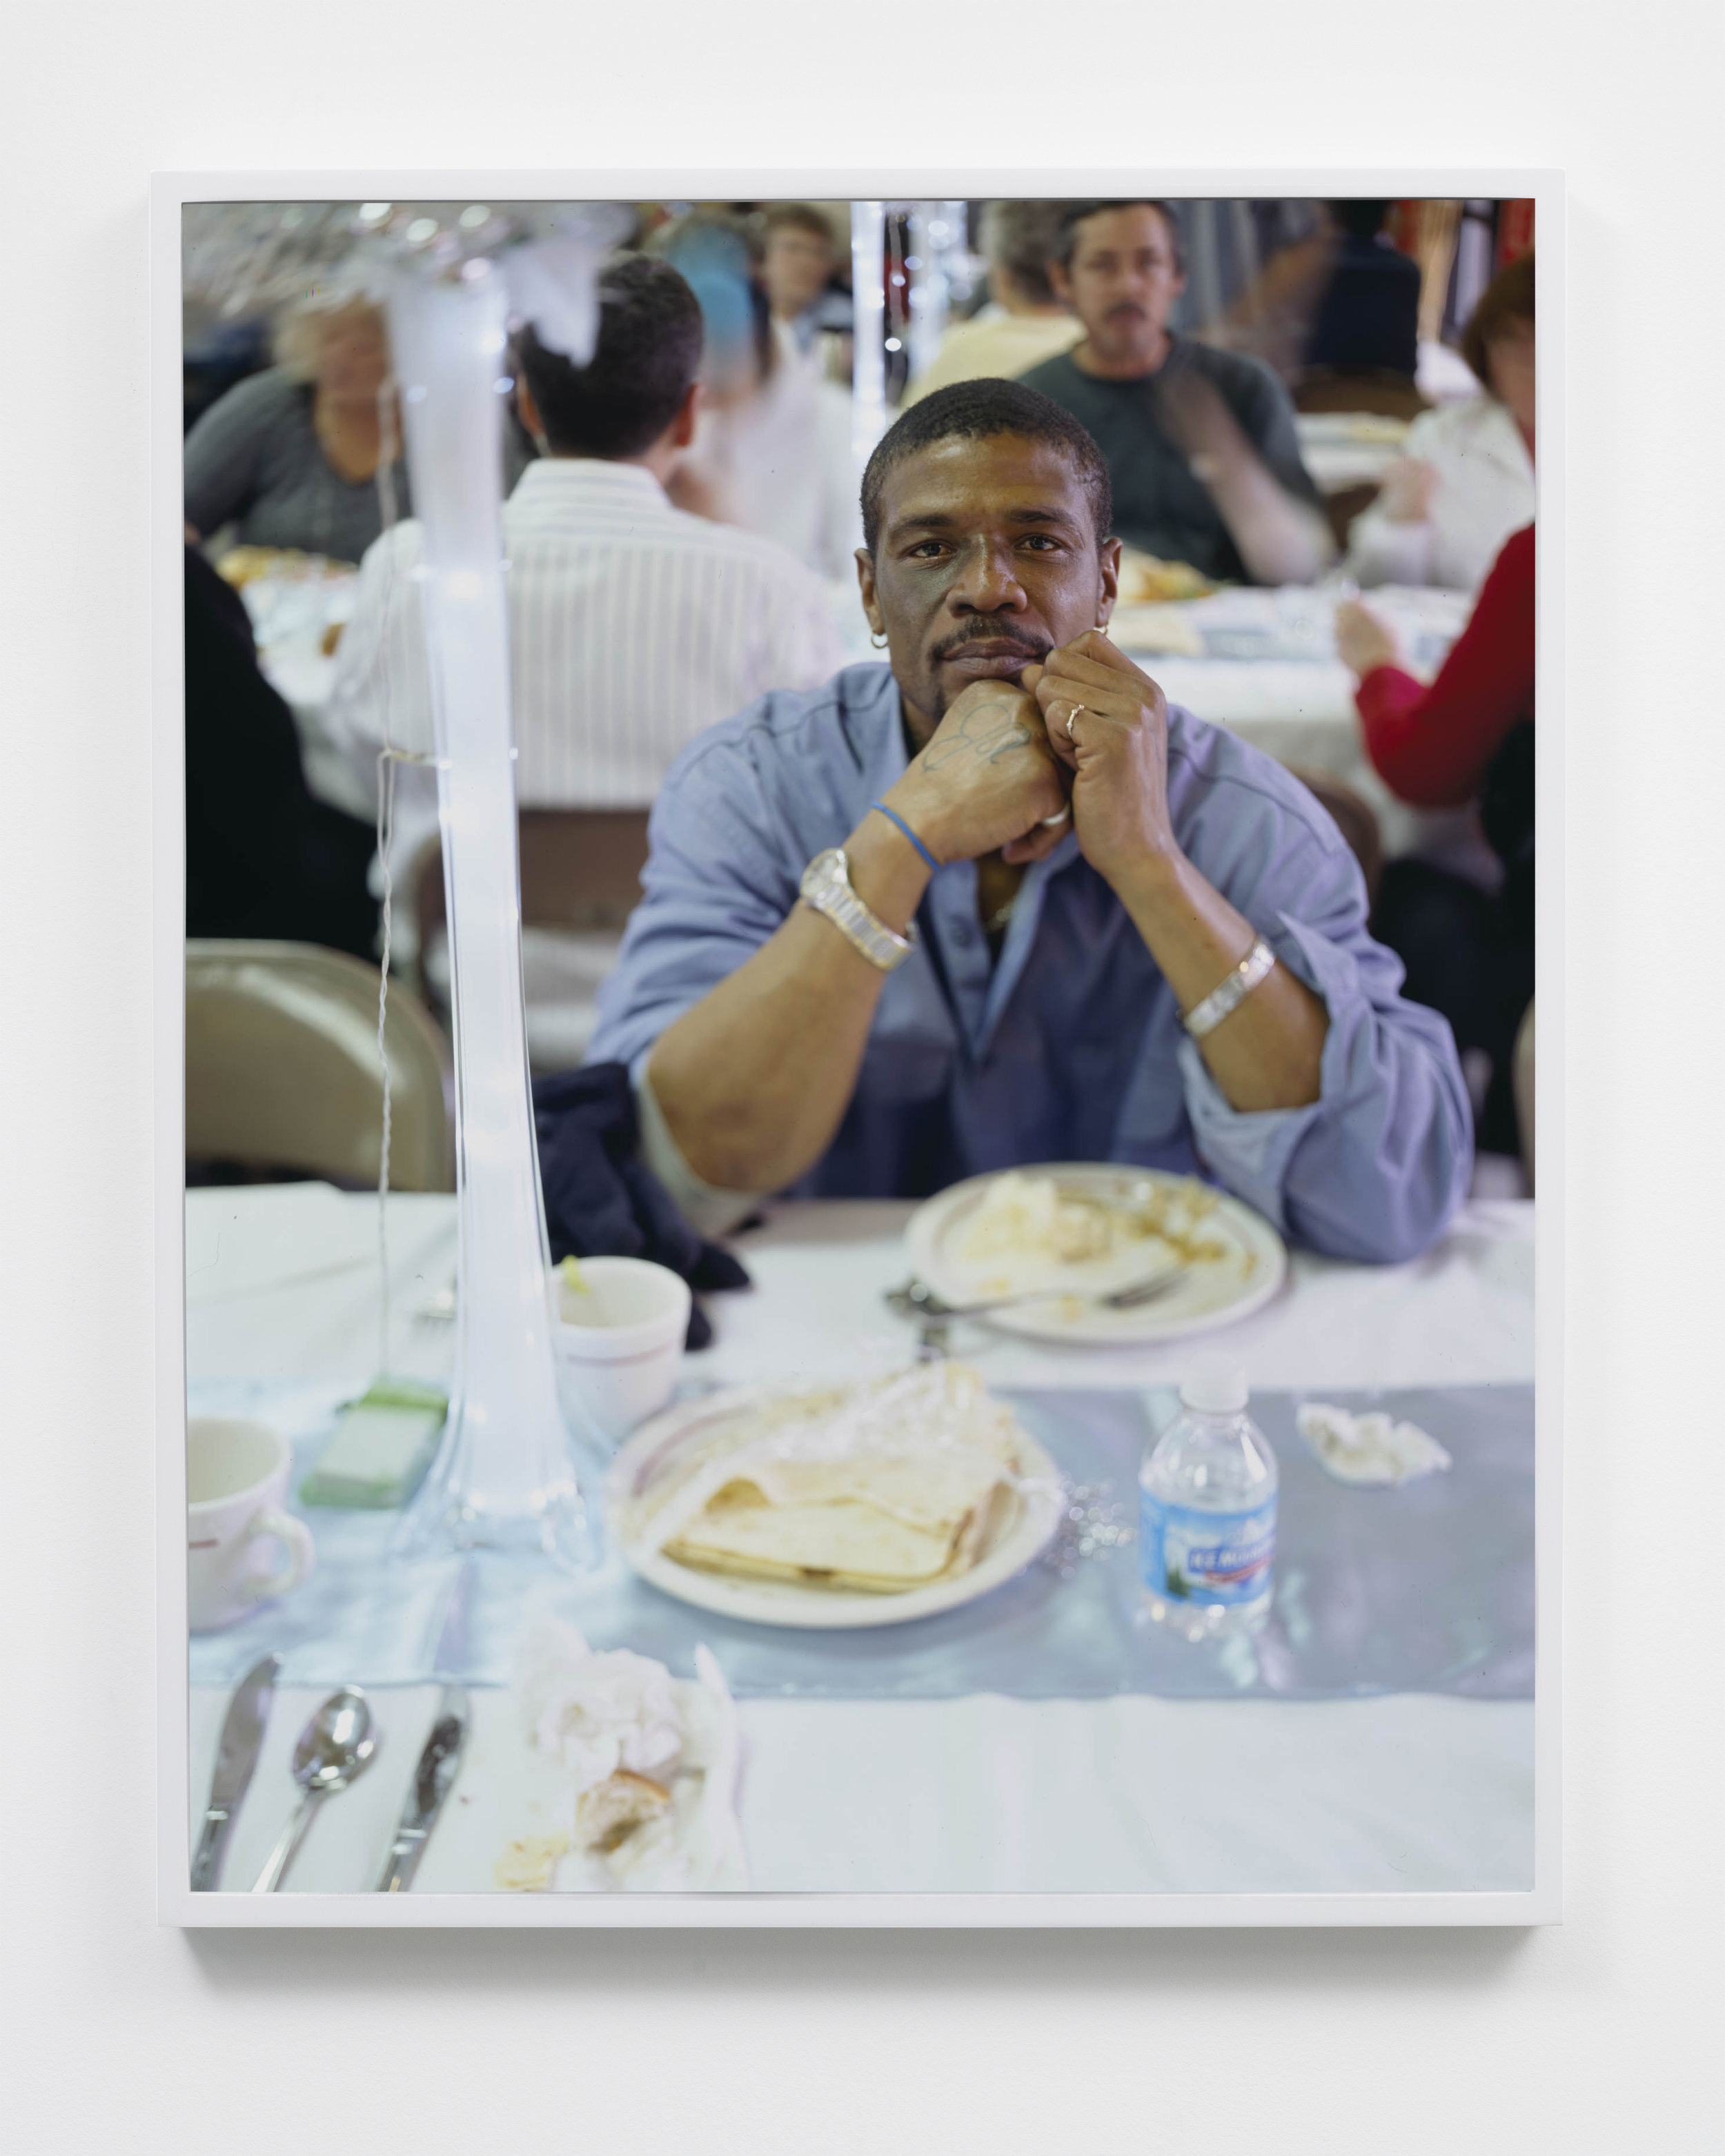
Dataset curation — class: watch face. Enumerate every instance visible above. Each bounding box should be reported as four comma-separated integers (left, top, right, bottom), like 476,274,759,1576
800,848,845,898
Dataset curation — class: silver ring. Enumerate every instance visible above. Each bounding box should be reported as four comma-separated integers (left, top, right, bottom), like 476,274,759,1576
1065,702,1085,742
1040,805,1071,828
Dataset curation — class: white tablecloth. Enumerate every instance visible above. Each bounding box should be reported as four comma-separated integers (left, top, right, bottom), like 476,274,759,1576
186,1186,1535,1896
1112,584,1482,871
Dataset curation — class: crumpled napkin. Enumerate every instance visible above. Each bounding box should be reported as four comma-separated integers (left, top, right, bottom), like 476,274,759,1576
497,1620,747,1892
1296,1401,1453,1487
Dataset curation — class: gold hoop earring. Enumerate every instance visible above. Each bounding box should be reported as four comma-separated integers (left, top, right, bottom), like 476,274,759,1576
870,631,889,651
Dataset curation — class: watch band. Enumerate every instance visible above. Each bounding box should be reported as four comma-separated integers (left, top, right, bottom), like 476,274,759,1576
1181,937,1278,1039
799,849,918,972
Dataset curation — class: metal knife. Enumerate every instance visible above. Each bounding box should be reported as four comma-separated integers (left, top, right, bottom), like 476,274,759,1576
374,1685,470,1892
191,1653,279,1891
374,1563,473,1892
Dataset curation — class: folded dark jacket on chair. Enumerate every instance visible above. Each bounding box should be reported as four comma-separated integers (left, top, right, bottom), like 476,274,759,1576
532,1062,751,1351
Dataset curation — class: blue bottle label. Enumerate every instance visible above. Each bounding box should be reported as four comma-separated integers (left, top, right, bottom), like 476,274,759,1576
1139,1492,1276,1605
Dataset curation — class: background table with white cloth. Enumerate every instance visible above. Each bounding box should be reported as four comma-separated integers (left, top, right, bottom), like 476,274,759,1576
186,1184,1535,1897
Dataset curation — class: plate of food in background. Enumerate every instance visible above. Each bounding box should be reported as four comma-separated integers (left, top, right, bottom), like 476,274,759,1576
905,1165,1288,1345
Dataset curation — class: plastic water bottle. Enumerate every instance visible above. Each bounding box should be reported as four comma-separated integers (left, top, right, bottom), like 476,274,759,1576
1139,1363,1278,1641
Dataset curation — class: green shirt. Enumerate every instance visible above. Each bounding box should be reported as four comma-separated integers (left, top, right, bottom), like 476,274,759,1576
1016,337,1321,584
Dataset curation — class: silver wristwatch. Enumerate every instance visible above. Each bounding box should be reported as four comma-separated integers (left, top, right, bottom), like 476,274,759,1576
799,848,918,972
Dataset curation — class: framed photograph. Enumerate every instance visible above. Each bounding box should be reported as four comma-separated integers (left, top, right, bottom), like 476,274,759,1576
157,170,1559,1926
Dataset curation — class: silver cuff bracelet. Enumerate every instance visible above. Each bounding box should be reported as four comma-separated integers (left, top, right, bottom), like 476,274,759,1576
1181,937,1279,1039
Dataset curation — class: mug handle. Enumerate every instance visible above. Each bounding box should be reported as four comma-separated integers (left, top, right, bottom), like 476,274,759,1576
239,1509,315,1603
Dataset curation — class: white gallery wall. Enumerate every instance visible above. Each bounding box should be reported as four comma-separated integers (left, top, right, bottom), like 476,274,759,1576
1,3,1716,2149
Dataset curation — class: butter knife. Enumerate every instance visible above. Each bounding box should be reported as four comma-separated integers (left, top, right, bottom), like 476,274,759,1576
375,1685,469,1892
191,1653,279,1891
375,1563,473,1892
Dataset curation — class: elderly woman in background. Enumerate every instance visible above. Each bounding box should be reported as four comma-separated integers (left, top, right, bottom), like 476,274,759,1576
183,293,410,563
1344,253,1536,594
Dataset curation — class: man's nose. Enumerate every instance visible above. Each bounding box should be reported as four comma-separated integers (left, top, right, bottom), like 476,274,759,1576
950,539,1027,612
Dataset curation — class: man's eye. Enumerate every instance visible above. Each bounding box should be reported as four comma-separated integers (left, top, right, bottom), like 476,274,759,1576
906,540,948,558
1021,535,1061,552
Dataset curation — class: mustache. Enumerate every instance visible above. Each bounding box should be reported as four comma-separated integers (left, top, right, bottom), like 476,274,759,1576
930,622,1052,664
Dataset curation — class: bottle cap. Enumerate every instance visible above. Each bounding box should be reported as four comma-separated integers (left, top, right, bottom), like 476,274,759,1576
1179,1360,1249,1414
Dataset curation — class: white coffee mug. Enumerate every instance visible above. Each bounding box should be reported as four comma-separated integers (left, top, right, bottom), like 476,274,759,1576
187,1417,315,1632
553,1258,692,1447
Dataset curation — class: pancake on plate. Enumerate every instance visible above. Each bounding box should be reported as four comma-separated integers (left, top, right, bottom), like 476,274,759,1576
633,1365,1029,1596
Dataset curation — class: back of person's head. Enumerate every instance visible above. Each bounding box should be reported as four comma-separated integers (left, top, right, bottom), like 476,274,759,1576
1461,253,1536,386
1053,198,1186,275
980,200,1067,307
860,377,1113,553
513,254,703,458
1327,199,1394,242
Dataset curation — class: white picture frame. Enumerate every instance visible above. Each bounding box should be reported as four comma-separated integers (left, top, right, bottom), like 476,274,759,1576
156,168,1561,1928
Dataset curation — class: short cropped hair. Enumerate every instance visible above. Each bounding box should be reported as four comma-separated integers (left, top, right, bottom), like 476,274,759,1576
979,199,1067,308
860,377,1113,555
513,253,702,459
1054,199,1185,276
1327,199,1393,242
1460,253,1536,390
762,202,837,250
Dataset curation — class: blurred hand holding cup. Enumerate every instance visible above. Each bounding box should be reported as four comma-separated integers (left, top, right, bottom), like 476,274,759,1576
552,1256,692,1447
186,1416,316,1632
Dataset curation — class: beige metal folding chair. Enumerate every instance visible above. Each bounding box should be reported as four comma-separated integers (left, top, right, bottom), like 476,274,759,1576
413,809,652,1073
186,940,453,1191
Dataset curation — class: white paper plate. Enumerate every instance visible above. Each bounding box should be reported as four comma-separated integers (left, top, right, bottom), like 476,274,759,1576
905,1163,1288,1345
605,1386,1065,1631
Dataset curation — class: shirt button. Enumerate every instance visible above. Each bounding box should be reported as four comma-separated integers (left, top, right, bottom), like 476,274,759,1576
951,924,972,947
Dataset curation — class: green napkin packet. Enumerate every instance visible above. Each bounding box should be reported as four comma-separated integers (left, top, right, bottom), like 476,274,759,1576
299,1379,449,1510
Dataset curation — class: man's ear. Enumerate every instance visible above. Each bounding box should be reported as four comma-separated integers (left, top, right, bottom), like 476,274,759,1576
1047,259,1074,308
856,548,885,635
1096,537,1121,628
515,373,544,445
669,380,700,451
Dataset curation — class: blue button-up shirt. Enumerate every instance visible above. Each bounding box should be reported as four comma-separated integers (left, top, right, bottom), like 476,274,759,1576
588,663,1472,1262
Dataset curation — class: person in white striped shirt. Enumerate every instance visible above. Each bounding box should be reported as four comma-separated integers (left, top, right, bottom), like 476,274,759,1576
324,253,842,820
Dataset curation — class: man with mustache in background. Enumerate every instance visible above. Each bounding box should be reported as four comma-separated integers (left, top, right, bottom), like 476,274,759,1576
1017,199,1329,585
586,381,1468,1263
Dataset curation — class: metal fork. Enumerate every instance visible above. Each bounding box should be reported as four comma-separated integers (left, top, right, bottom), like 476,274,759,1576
885,1269,1187,1357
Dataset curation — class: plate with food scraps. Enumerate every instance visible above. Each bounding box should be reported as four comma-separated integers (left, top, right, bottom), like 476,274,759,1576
905,1164,1287,1344
605,1364,1066,1630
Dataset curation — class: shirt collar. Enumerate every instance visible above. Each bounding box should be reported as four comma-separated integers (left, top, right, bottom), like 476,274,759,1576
507,457,672,511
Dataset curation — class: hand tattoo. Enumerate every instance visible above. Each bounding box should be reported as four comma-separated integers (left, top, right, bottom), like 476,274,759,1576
920,692,1053,774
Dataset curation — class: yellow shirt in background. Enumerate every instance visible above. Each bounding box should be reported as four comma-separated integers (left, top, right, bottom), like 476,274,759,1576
900,308,1083,405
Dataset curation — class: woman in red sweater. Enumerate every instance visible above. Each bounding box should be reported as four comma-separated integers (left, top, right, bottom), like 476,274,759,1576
1334,524,1535,1154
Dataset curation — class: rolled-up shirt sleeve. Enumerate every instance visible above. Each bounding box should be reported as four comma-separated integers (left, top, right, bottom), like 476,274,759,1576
1174,807,1472,1263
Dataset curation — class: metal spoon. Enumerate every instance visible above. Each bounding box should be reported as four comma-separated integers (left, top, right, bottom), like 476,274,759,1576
250,1687,377,1893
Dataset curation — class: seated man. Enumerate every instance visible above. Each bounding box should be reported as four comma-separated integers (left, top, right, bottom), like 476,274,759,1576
587,380,1471,1265
325,253,840,840
1017,199,1330,585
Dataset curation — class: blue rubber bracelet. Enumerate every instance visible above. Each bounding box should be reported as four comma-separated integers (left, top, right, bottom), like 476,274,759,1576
870,800,940,874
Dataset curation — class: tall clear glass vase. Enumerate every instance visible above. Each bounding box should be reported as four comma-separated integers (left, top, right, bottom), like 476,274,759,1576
386,259,596,1572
